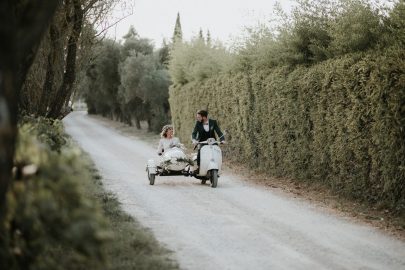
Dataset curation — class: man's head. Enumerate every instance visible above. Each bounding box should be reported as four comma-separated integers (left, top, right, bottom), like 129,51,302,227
196,110,208,123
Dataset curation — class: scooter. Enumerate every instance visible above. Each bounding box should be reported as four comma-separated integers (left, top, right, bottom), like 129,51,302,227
192,138,223,188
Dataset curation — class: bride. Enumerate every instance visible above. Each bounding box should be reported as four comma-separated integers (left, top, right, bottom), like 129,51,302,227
157,125,183,155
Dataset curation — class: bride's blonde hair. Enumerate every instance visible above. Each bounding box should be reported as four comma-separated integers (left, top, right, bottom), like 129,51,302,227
160,125,174,138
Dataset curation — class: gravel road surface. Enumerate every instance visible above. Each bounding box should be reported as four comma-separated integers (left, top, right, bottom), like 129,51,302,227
64,111,405,270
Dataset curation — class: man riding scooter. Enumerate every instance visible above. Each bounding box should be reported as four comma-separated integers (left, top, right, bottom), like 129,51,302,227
191,110,226,174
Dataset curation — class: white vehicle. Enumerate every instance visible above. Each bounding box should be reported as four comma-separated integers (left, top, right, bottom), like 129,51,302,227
146,138,223,188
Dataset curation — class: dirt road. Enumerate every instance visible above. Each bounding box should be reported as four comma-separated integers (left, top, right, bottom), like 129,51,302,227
64,111,405,270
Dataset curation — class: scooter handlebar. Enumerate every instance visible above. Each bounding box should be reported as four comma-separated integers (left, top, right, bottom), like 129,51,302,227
193,140,225,145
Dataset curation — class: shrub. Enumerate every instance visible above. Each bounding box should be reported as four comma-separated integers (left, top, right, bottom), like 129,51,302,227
19,116,67,152
0,121,110,270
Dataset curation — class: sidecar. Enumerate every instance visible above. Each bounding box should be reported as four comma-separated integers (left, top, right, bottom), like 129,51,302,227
146,146,196,185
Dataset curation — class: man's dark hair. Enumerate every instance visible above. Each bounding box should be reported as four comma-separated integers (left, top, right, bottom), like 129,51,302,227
197,110,208,118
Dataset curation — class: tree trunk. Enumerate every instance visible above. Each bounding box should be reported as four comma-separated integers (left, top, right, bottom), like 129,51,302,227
0,0,60,221
135,118,141,129
147,118,152,131
48,0,83,119
38,24,59,116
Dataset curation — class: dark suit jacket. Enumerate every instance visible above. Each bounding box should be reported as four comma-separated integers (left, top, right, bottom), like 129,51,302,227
192,119,225,142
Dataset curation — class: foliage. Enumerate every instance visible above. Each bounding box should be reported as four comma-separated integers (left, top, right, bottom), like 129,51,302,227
117,28,171,131
328,0,384,55
18,0,132,119
1,117,180,269
168,0,405,214
0,120,110,269
170,47,405,214
233,0,399,69
384,0,405,47
19,116,67,152
172,12,183,44
121,26,154,60
169,37,233,85
81,39,122,117
77,25,171,132
119,53,156,103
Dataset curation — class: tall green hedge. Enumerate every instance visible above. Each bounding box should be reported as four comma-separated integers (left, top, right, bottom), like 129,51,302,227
169,47,405,213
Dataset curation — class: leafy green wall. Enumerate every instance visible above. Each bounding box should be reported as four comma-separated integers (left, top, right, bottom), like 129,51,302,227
169,47,405,212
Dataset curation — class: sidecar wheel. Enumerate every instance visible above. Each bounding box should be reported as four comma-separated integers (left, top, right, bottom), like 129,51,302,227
149,174,155,185
201,179,207,185
210,170,218,188
148,169,155,185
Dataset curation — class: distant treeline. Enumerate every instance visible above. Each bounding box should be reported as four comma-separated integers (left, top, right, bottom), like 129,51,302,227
168,0,405,213
77,26,171,132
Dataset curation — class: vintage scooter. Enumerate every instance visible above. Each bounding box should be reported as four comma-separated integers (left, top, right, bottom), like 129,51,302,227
191,138,223,188
146,138,223,188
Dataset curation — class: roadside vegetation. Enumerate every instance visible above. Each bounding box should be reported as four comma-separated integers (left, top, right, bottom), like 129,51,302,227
73,0,404,226
0,117,178,269
168,0,405,224
0,2,178,269
1,2,403,269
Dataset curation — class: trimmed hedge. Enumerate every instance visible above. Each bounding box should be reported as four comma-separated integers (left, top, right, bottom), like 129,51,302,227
169,47,405,214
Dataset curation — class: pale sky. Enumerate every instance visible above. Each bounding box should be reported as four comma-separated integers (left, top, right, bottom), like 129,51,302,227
106,0,294,47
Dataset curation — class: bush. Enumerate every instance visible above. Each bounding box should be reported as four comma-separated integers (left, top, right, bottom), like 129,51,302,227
19,116,67,152
0,120,110,269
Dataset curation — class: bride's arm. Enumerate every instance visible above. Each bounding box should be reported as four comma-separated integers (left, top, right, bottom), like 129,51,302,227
157,139,164,155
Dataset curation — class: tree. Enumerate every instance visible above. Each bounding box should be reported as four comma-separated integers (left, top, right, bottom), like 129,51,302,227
172,12,183,44
328,0,383,55
76,25,171,132
141,68,171,131
19,0,129,119
121,26,154,60
80,39,122,118
46,0,83,119
169,36,232,85
119,53,156,128
158,39,170,67
0,0,60,220
198,28,204,41
206,30,212,47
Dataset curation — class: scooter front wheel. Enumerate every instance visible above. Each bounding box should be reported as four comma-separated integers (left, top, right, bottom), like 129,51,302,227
210,169,218,188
